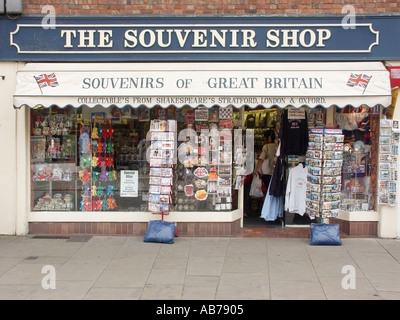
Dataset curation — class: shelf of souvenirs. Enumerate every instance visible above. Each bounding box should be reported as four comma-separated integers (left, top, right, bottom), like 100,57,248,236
32,162,77,182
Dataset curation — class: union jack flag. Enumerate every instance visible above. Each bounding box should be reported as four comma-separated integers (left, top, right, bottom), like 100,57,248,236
34,73,59,88
346,73,371,89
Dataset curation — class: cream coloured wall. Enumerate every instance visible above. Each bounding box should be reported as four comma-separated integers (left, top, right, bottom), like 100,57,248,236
0,62,18,234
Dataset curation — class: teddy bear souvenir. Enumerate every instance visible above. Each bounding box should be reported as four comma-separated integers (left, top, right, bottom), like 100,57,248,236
91,126,99,139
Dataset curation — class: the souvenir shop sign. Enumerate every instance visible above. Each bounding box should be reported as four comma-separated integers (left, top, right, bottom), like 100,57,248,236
13,62,392,109
1,15,400,61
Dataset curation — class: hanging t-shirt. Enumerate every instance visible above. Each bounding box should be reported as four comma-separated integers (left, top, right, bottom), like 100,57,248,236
284,163,308,216
245,113,256,128
279,108,309,156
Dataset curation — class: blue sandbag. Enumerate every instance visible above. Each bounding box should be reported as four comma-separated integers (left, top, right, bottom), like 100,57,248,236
309,223,342,246
144,220,176,244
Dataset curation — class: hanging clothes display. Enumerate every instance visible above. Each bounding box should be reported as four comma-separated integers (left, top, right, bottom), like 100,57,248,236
269,107,309,198
279,107,309,156
260,179,283,221
268,154,284,197
284,163,308,216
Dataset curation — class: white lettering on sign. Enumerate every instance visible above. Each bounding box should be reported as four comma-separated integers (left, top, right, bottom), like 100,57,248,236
61,29,113,48
14,23,377,55
266,29,331,48
124,29,257,49
61,28,259,49
61,27,332,50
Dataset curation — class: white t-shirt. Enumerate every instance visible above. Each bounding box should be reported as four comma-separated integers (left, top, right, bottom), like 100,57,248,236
284,164,308,216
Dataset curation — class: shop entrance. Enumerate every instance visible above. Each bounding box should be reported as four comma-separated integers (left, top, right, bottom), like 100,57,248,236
242,106,314,227
243,103,380,230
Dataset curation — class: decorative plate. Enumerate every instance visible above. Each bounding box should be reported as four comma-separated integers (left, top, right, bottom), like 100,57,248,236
193,167,208,178
195,189,208,201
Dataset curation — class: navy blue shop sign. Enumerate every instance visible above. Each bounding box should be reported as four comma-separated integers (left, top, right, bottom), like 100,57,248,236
1,15,400,61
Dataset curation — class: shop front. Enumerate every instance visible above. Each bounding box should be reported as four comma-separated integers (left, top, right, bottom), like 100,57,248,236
11,61,392,236
1,15,400,237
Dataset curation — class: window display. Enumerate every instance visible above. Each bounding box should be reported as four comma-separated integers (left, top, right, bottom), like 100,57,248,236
78,116,118,211
174,107,234,211
31,107,77,211
341,151,372,211
334,106,379,212
30,106,238,213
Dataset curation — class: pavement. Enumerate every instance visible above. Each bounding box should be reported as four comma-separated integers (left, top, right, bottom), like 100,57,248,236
0,234,400,301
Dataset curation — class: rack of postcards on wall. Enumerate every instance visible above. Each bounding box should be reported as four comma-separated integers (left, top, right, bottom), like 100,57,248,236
148,119,177,216
377,118,400,206
305,128,344,220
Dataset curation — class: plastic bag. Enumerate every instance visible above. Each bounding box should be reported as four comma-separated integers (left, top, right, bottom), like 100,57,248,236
144,220,176,244
249,174,264,198
309,223,342,246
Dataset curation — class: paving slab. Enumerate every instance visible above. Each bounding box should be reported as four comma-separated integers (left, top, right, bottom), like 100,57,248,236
0,235,399,300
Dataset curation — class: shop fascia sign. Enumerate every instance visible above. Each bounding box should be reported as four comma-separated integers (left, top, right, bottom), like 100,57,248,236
7,16,380,59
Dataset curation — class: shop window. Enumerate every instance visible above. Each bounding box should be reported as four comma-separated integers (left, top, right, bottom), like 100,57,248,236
337,105,377,211
30,105,240,213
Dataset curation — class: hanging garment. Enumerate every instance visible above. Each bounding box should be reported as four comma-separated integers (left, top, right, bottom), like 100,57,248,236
284,163,308,216
260,180,283,221
279,108,309,156
268,155,284,197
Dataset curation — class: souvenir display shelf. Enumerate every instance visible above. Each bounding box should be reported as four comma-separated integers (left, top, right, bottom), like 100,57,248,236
30,108,78,211
148,119,176,215
377,118,400,207
305,128,344,219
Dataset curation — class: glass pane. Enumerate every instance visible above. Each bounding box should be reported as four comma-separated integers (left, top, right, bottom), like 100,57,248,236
31,106,78,211
31,105,239,213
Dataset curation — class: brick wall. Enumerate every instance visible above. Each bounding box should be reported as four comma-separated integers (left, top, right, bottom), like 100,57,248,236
23,0,399,15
